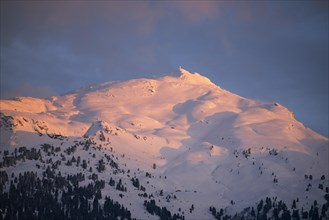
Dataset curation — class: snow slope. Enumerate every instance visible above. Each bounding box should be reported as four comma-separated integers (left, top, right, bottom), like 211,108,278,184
1,68,328,219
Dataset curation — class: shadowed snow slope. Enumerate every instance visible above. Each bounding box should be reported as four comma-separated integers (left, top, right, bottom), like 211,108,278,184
1,68,328,219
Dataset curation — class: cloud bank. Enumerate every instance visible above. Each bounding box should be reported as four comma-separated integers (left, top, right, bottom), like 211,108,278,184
1,1,328,136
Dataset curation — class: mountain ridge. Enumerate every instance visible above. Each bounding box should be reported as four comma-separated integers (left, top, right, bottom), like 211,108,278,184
0,68,328,219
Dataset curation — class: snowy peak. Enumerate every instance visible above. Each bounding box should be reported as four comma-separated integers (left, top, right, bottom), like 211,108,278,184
0,68,327,145
178,67,214,85
0,68,328,219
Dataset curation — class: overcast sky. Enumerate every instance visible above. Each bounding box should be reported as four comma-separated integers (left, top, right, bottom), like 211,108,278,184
1,1,328,137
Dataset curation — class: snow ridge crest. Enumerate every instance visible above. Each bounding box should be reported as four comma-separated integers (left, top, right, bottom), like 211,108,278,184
178,67,213,85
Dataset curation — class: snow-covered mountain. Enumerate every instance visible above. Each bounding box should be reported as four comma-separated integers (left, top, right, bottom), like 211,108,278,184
1,68,328,219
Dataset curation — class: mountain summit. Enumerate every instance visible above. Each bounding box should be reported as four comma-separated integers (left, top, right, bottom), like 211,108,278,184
1,68,328,219
178,67,213,84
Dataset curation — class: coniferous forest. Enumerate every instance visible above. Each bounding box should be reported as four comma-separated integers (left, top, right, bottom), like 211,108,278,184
0,135,328,219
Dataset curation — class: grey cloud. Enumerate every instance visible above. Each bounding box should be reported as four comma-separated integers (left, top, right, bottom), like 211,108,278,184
0,1,328,136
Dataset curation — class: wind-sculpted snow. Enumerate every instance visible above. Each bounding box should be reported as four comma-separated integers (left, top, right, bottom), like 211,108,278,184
0,68,328,219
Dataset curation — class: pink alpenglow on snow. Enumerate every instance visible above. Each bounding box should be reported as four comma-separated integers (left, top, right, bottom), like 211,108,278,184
1,68,328,219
